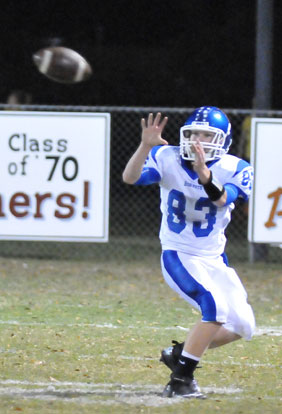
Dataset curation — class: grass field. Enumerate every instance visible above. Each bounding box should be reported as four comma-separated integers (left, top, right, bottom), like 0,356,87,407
0,256,281,413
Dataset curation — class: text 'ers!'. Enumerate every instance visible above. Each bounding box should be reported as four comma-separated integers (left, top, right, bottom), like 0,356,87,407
0,181,90,220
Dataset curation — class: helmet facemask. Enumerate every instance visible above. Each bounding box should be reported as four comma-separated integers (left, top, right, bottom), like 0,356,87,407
180,124,227,161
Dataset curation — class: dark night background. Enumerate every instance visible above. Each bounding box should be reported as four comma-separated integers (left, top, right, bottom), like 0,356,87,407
0,0,281,108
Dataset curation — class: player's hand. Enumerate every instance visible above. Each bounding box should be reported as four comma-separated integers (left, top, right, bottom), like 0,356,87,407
192,139,211,183
141,112,168,148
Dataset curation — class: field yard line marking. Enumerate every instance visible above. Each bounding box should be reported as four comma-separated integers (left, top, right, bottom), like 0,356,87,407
0,321,190,330
254,326,282,336
0,385,182,407
0,380,244,394
0,380,162,389
0,381,244,396
0,380,280,405
0,321,117,328
0,389,279,406
0,320,281,336
0,385,244,395
203,360,280,368
108,355,279,368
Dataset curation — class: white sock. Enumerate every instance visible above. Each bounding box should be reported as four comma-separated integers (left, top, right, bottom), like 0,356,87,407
181,350,201,361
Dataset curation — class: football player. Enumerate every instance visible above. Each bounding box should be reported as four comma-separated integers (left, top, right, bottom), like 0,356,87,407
122,107,255,399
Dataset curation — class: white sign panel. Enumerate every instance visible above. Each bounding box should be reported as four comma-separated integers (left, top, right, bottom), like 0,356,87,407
248,118,282,244
0,111,110,242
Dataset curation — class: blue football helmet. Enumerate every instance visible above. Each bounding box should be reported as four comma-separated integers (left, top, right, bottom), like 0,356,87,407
180,106,232,161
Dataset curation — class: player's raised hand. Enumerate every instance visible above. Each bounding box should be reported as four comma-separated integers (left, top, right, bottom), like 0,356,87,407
192,139,211,183
192,139,206,169
141,113,168,147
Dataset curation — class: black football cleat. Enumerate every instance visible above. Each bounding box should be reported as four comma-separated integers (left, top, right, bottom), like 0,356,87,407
162,375,205,399
160,340,184,371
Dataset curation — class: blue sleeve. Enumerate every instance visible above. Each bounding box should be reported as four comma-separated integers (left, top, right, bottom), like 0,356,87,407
134,167,161,186
228,159,253,200
224,183,239,205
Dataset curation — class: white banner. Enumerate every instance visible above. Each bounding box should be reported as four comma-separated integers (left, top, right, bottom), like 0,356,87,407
0,111,110,242
248,118,282,244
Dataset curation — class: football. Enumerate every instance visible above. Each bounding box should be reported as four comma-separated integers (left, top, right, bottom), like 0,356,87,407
32,46,92,84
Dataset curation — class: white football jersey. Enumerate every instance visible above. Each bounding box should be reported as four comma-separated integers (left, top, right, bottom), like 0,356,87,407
135,145,253,257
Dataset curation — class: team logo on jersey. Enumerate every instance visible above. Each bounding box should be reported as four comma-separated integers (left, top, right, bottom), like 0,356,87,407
184,181,202,190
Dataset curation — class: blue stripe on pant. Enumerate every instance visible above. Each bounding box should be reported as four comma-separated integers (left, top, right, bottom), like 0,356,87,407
162,250,217,322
